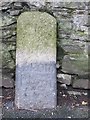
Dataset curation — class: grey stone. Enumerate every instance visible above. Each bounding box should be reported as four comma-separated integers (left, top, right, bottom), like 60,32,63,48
0,42,2,69
0,69,14,88
10,10,21,16
29,0,45,5
61,44,84,54
14,2,22,8
2,36,16,42
0,15,2,30
15,12,57,110
72,78,90,89
62,54,88,75
58,20,72,31
56,62,60,68
73,14,88,31
0,30,2,39
0,70,2,87
61,39,87,54
86,42,90,56
67,91,82,96
0,14,16,27
2,5,10,10
57,74,71,85
1,29,16,39
60,83,67,89
30,0,45,8
1,74,14,88
2,42,15,69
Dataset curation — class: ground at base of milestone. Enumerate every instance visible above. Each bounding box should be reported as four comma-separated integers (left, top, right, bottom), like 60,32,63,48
0,82,90,119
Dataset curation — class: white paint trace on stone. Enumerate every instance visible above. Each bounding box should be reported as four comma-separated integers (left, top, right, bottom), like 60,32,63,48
16,50,56,67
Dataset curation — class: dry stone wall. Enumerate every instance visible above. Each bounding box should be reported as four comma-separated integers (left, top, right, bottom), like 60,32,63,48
0,1,90,89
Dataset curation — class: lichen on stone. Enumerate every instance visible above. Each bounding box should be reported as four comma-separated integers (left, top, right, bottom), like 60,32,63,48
17,11,56,55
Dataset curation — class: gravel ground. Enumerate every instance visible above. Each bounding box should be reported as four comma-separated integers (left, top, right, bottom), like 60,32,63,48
1,82,90,119
2,103,89,118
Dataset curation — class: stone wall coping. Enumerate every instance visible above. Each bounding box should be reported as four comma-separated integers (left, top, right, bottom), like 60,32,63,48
0,0,89,6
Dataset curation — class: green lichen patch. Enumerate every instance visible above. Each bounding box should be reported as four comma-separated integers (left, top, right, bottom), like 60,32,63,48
17,12,56,54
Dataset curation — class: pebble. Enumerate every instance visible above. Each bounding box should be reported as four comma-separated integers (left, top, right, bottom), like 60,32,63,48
67,91,81,96
82,101,88,105
6,106,9,109
51,112,53,115
82,92,87,96
0,96,4,98
10,10,21,16
62,94,66,97
60,84,67,89
56,63,60,68
67,116,71,118
14,2,22,8
76,104,79,106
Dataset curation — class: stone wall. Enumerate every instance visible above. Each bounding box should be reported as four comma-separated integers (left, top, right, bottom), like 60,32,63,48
0,1,90,89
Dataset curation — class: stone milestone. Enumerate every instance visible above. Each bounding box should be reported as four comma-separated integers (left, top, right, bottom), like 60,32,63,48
15,12,57,110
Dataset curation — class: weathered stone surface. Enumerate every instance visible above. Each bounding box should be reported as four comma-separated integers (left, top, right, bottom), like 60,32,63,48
61,39,87,54
1,75,14,88
62,54,88,75
57,73,71,85
0,69,2,87
15,12,57,109
73,14,88,31
61,44,84,54
1,29,16,39
1,1,89,90
1,69,14,88
9,10,21,16
0,42,2,69
2,42,15,69
0,68,14,87
72,79,90,89
0,14,16,27
88,44,90,55
0,30,2,39
58,20,72,32
0,13,2,28
14,2,22,8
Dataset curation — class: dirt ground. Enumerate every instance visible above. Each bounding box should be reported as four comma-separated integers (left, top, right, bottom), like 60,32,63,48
1,82,90,119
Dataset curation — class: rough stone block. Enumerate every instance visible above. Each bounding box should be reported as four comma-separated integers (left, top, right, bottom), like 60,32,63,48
61,39,86,54
15,12,57,110
0,69,2,87
0,30,2,39
62,54,88,75
72,79,90,89
57,74,71,85
0,69,14,88
61,44,84,54
73,14,88,31
0,43,2,69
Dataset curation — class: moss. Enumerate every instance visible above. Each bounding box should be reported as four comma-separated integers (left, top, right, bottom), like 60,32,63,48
17,12,56,54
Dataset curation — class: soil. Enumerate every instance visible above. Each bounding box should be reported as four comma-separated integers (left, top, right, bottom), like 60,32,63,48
1,82,90,119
